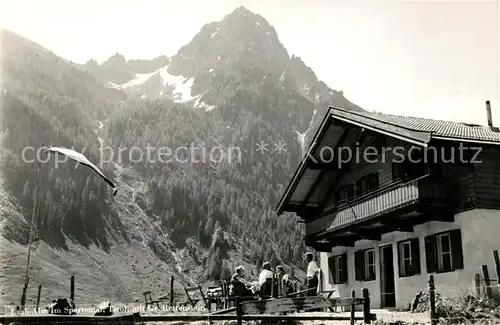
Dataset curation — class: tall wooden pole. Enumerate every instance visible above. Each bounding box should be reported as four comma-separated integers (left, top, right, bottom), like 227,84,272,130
70,276,75,302
362,288,370,325
36,285,42,313
21,157,42,311
350,290,355,325
428,275,436,325
170,275,174,307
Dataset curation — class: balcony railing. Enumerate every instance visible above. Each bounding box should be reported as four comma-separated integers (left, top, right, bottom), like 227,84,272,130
305,176,450,236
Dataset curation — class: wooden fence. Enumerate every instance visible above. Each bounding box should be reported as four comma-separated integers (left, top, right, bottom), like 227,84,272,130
5,273,376,325
474,250,500,299
2,288,375,325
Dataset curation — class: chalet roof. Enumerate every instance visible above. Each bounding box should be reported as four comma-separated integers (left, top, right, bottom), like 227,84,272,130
275,106,500,216
337,107,500,143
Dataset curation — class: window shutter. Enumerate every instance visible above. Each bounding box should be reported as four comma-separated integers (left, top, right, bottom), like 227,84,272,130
410,238,421,275
341,253,348,283
424,235,437,273
450,229,464,270
328,256,336,284
354,250,364,281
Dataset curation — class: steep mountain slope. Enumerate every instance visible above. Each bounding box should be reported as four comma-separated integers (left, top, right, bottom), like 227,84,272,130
1,6,361,307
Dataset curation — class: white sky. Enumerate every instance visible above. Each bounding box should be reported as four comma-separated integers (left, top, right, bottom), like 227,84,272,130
1,0,499,126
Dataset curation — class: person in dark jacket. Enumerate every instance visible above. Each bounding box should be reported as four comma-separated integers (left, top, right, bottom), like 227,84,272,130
229,266,254,298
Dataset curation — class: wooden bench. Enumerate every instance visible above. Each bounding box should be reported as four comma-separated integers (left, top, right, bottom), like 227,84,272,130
232,288,376,325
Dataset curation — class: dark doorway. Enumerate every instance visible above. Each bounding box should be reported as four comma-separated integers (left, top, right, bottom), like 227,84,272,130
380,245,396,308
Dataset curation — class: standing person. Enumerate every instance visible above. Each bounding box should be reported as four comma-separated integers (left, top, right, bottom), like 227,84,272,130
305,252,320,296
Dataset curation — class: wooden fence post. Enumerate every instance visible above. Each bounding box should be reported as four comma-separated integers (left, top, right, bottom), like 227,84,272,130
20,277,30,311
36,285,42,313
482,265,492,298
70,275,75,302
170,276,174,307
271,274,275,298
474,273,481,297
493,250,500,290
235,297,242,325
278,274,283,297
428,274,437,325
350,290,356,325
362,288,370,324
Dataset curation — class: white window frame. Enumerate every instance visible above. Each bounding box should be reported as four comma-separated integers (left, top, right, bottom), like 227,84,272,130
399,240,413,276
364,249,376,281
436,233,452,272
334,255,343,284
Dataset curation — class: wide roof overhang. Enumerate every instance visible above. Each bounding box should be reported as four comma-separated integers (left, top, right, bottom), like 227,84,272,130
275,107,433,217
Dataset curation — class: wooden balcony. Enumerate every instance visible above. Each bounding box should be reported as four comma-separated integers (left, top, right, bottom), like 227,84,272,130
306,176,452,238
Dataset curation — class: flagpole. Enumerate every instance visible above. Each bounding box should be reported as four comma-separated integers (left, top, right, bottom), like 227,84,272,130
20,147,43,311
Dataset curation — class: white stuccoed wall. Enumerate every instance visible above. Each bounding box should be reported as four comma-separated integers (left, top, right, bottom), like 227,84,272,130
319,209,500,309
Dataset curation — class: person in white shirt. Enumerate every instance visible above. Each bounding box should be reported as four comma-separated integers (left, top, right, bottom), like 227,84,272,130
258,262,273,285
305,252,320,296
258,262,274,296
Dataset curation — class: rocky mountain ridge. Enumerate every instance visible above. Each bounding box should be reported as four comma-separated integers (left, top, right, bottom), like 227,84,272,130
0,6,361,306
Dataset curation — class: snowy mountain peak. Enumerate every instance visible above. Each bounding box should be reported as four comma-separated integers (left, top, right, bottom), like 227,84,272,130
82,6,361,115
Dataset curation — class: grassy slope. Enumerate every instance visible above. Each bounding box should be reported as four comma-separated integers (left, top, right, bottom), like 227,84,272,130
0,164,195,309
0,162,306,311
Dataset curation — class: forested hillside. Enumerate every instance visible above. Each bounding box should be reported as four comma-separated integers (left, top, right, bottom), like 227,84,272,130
0,6,361,305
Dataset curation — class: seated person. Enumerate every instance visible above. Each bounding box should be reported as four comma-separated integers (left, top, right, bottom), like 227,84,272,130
229,265,254,298
258,262,274,296
276,265,293,295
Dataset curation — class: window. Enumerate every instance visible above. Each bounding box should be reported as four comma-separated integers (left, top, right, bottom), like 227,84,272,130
354,248,376,281
337,173,380,204
337,187,348,204
437,233,452,272
328,253,347,284
337,184,354,204
425,229,464,274
397,238,421,277
392,162,408,180
364,249,376,281
365,173,379,192
355,179,363,197
392,152,427,181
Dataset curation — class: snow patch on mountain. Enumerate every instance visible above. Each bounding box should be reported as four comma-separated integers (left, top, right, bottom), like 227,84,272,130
158,66,196,102
295,108,317,157
111,65,196,103
114,71,157,89
210,28,219,38
194,96,215,112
